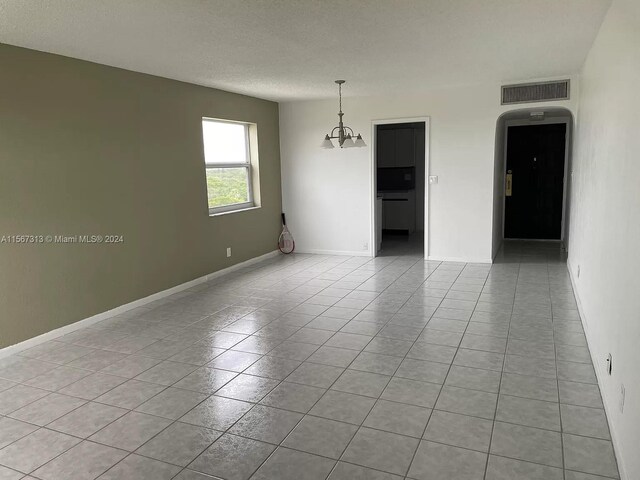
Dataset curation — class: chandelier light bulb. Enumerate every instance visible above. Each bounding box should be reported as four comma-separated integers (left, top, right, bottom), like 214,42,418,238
342,134,355,148
354,134,366,147
321,134,335,149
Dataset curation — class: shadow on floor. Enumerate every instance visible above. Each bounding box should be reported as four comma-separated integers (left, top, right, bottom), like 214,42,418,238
378,232,424,257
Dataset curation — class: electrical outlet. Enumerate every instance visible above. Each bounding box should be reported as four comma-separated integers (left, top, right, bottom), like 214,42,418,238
606,353,612,375
363,242,369,251
577,265,580,278
226,247,232,258
620,384,626,413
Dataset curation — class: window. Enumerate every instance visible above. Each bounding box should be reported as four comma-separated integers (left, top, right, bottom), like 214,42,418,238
202,118,257,215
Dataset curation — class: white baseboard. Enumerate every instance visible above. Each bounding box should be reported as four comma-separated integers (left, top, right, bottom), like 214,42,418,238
204,250,280,281
567,259,627,480
0,250,280,359
294,248,372,257
427,255,493,264
293,248,491,263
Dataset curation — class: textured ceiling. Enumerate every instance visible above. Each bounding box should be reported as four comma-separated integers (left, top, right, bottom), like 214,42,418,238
0,0,611,101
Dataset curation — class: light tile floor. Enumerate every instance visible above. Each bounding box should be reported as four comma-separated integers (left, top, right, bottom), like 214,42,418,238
0,241,620,479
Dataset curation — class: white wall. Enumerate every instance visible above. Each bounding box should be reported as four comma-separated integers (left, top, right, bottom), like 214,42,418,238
569,1,640,477
280,84,576,261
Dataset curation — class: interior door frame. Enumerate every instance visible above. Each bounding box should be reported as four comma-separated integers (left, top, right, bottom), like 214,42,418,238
370,116,431,258
502,117,571,241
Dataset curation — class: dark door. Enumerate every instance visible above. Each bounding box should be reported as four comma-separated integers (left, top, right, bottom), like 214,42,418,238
504,123,566,239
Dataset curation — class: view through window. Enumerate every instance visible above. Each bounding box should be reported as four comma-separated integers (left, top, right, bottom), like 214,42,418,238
202,118,254,214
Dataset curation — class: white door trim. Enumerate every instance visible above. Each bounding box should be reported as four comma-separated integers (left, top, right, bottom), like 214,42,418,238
370,116,431,258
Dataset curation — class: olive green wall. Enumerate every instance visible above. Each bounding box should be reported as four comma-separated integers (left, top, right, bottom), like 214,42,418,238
0,44,282,348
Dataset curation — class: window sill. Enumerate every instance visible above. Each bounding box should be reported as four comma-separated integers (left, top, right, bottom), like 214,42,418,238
209,205,261,217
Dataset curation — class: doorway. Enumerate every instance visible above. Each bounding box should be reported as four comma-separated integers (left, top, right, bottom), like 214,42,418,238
504,123,567,240
371,119,429,257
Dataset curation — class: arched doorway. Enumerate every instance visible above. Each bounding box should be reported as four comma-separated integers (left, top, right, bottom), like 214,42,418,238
492,107,574,258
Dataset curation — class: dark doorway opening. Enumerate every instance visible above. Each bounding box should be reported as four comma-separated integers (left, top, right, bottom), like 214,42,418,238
504,123,567,240
375,121,426,255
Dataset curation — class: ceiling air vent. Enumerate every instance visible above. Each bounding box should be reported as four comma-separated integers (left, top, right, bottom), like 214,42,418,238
501,80,570,105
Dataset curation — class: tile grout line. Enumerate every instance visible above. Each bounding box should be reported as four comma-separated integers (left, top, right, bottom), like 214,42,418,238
482,259,518,480
550,258,567,480
57,257,342,480
99,255,392,479
170,254,427,479
399,260,477,479
326,258,447,478
0,255,333,479
275,255,440,480
0,247,615,480
194,258,488,479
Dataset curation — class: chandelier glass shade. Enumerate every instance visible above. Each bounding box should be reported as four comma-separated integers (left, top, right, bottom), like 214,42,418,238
321,80,366,149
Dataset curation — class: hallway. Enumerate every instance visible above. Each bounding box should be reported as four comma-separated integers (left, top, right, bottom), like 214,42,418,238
378,232,424,258
0,243,618,479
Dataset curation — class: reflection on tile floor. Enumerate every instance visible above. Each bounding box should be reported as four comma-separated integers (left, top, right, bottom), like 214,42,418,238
0,241,620,479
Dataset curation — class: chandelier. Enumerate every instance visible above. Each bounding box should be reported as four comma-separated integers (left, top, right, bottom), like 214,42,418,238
321,80,366,149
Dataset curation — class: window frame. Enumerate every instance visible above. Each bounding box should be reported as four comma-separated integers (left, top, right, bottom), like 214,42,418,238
202,118,255,215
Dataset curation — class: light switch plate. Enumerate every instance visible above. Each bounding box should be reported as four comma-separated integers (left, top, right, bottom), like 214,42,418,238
429,176,438,184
